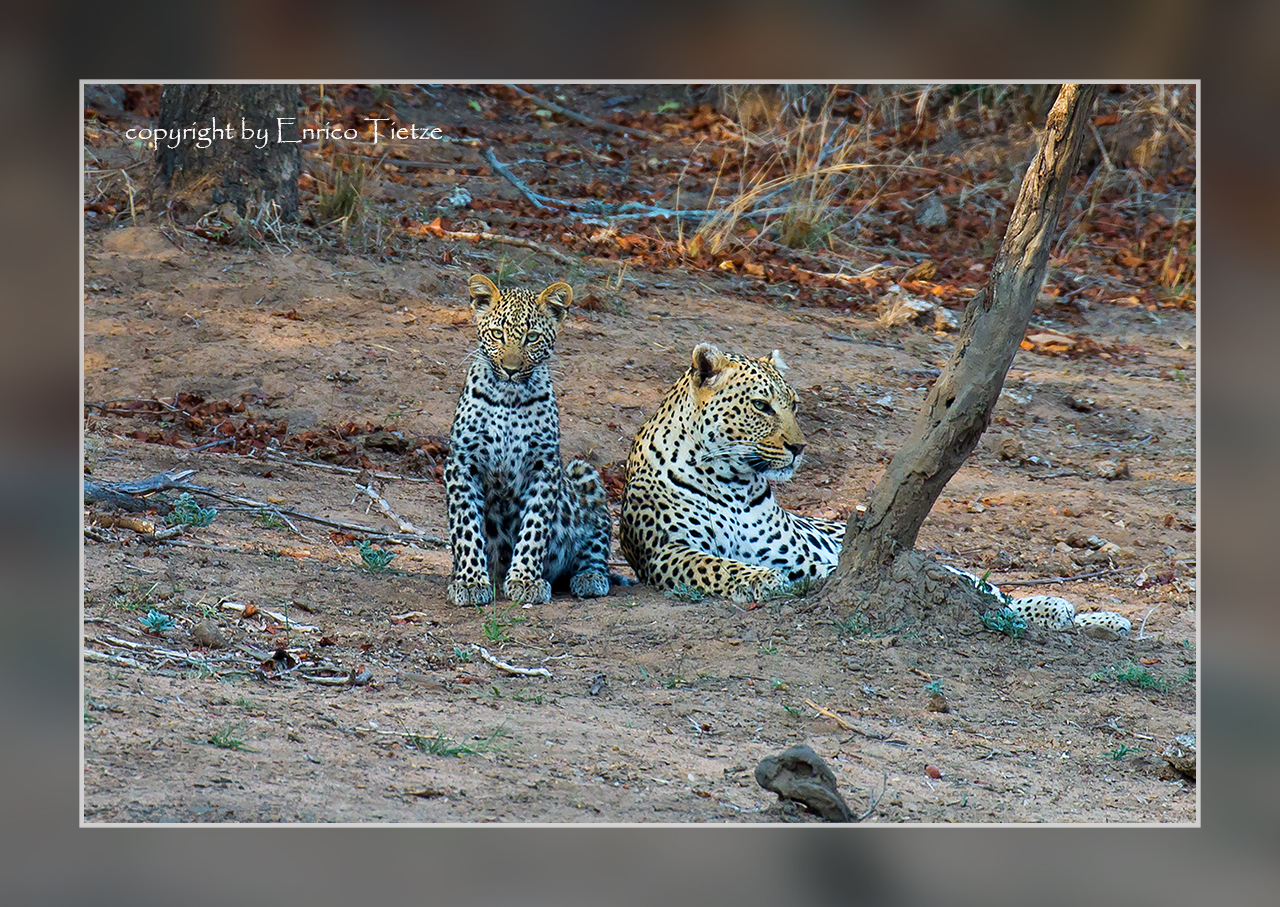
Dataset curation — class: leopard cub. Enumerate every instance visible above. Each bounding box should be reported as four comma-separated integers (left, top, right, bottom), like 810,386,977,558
444,274,612,606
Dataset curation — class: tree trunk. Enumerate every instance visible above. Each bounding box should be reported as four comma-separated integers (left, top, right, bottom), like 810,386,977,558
822,84,1098,610
155,85,301,220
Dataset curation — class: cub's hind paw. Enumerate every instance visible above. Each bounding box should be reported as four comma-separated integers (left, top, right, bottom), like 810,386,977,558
570,570,610,598
503,574,552,605
448,579,494,606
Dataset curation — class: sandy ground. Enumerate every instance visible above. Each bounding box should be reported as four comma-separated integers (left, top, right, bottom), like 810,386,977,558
82,219,1196,823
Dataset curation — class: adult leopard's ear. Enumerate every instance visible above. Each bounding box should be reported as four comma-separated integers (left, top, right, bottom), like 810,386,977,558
692,342,730,389
469,275,500,313
537,282,573,325
762,349,788,372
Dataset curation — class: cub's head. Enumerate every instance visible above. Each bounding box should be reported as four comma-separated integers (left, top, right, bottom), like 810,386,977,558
468,274,571,383
686,342,806,480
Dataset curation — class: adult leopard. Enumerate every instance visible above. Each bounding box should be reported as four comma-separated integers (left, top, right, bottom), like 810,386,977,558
444,275,612,606
619,342,1130,638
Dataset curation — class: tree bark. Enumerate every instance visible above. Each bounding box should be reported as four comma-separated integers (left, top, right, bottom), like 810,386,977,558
822,84,1098,606
155,84,301,220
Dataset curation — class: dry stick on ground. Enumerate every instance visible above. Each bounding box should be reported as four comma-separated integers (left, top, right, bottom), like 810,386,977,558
86,469,446,547
479,144,780,223
421,220,579,266
823,84,1100,605
505,85,664,142
356,482,425,536
258,449,440,484
472,645,553,678
998,566,1136,587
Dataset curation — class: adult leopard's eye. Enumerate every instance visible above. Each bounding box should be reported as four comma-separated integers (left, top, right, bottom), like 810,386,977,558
751,399,774,414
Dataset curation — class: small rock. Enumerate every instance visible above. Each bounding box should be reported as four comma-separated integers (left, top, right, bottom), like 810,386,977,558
1067,532,1107,549
438,186,472,211
363,430,410,453
1162,732,1196,780
932,307,960,332
926,692,950,713
1096,459,1130,480
1064,395,1095,412
755,744,853,822
997,436,1025,461
190,620,229,649
915,196,948,230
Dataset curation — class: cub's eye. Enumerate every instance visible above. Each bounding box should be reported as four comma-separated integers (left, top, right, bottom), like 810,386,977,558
525,331,542,344
751,399,774,414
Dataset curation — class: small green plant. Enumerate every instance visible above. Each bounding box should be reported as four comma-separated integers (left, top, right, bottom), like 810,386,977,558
254,510,287,530
452,645,474,663
511,689,544,705
478,602,524,644
209,723,251,751
234,697,257,710
407,724,510,758
165,492,217,527
356,540,397,571
656,99,682,113
113,581,161,613
665,583,707,603
139,609,176,634
781,703,803,717
923,678,946,696
770,677,786,691
758,643,779,655
833,612,872,637
1106,743,1141,761
980,607,1028,639
1092,661,1171,692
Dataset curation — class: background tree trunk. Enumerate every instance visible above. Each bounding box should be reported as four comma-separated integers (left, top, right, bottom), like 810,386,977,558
155,85,301,220
822,84,1099,610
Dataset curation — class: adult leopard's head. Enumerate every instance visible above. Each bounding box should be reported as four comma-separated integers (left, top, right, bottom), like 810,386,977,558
686,342,806,480
468,274,571,383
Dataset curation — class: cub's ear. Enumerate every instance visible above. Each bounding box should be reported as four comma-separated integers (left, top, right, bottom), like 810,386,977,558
692,342,730,388
469,275,500,312
538,282,573,325
763,349,788,372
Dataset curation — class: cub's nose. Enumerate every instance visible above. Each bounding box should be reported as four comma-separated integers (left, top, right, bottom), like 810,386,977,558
784,442,806,458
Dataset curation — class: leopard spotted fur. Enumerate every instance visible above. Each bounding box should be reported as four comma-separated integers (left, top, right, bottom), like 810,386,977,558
620,342,1130,637
444,275,611,606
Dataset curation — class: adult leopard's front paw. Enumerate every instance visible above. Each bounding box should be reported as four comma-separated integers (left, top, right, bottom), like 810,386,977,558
448,579,495,606
726,566,787,603
569,570,610,598
503,573,552,605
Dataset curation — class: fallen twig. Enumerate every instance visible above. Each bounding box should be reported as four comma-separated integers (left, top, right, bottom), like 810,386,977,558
421,220,578,266
258,449,439,484
480,146,556,211
84,648,142,668
506,85,664,142
804,698,854,730
472,644,553,678
356,482,425,536
998,566,1136,587
856,771,889,822
219,601,318,632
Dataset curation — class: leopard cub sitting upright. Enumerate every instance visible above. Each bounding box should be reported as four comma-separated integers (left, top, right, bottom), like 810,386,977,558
444,274,612,606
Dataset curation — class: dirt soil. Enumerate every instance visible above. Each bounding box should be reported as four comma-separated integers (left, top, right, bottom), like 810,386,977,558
82,85,1197,823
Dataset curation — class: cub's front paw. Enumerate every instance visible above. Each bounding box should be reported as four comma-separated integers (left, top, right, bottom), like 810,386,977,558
569,570,610,598
726,566,787,604
447,579,494,606
503,573,552,605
